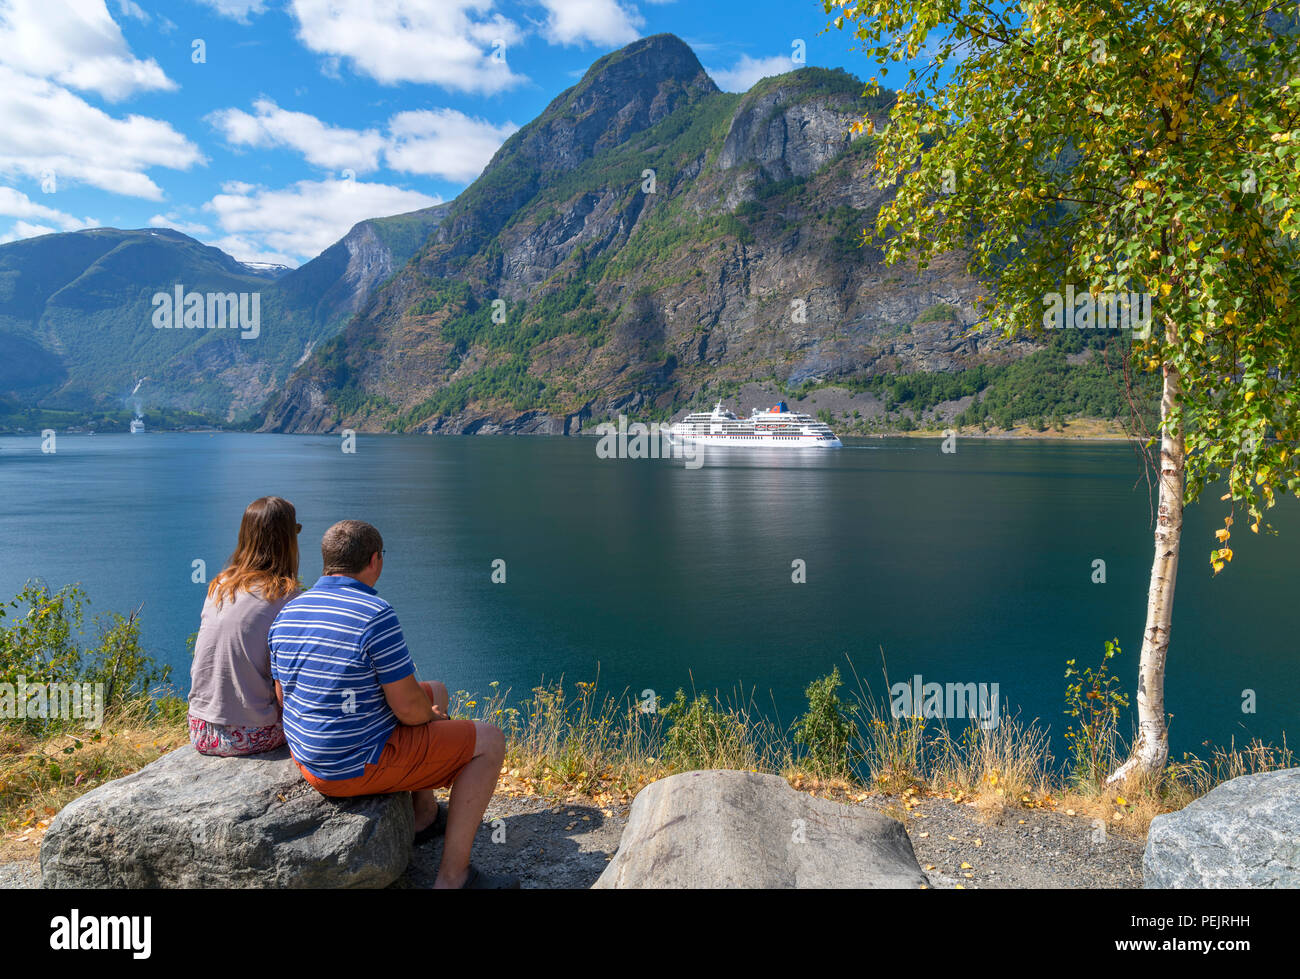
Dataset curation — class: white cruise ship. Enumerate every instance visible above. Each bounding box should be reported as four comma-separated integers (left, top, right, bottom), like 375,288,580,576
129,417,145,434
666,401,842,448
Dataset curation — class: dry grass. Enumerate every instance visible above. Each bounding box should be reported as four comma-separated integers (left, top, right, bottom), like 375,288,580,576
0,701,187,859
448,678,794,807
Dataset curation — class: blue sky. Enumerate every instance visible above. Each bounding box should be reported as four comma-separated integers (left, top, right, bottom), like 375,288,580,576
0,0,899,267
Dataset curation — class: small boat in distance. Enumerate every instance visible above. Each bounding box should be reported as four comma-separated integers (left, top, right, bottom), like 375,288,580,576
666,401,842,448
130,417,145,434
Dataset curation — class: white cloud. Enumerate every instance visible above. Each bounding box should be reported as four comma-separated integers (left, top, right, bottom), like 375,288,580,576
534,0,642,46
149,212,212,237
0,185,97,231
0,65,203,199
191,0,266,22
115,0,148,22
0,0,175,100
0,220,60,242
208,99,518,183
204,177,441,263
208,234,296,268
708,54,799,93
385,109,517,182
288,0,527,93
208,99,387,174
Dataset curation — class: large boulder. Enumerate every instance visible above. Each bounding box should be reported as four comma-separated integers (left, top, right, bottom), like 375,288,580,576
41,746,413,888
1144,768,1300,888
593,769,927,888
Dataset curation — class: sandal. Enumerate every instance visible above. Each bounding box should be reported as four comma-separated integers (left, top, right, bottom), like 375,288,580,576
412,802,446,845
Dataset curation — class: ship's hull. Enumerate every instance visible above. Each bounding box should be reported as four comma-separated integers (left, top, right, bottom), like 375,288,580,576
665,430,841,448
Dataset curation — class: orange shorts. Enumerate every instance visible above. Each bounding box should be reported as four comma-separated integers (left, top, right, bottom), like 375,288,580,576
296,719,478,797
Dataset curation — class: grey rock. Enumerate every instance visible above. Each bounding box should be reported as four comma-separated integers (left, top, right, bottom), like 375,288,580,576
40,746,413,888
719,79,861,181
593,769,927,888
1144,768,1300,888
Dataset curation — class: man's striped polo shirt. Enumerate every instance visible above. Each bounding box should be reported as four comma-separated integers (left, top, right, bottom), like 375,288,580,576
268,575,415,780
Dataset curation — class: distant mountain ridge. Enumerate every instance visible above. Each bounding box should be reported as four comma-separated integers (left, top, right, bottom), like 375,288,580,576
0,206,448,420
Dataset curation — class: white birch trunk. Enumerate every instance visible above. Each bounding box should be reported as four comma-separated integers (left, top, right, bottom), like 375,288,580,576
1107,360,1184,784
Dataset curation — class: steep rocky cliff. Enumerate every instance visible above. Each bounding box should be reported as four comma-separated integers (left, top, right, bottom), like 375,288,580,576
262,35,1013,435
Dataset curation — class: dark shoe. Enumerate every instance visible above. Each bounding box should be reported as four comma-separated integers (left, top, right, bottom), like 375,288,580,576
460,864,520,889
413,802,446,845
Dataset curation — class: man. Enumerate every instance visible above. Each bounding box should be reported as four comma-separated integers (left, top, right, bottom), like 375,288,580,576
269,519,516,889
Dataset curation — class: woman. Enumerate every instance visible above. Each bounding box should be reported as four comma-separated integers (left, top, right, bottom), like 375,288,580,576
188,496,301,756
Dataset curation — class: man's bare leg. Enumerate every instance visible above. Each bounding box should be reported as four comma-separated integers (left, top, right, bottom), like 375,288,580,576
413,681,451,832
434,720,505,889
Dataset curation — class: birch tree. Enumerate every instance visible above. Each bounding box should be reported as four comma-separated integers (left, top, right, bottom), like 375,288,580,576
826,0,1300,780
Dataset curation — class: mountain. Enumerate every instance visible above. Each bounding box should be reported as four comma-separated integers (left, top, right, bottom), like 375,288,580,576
261,34,1012,435
0,204,448,420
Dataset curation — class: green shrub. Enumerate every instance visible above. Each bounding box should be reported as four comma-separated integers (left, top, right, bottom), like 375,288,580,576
792,668,859,777
0,583,174,737
1063,639,1130,791
660,689,752,770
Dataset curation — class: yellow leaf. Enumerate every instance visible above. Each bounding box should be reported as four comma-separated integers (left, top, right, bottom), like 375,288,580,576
1116,796,1127,806
960,861,973,869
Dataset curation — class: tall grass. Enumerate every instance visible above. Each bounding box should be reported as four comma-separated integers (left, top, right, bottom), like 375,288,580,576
446,675,794,800
438,648,1294,836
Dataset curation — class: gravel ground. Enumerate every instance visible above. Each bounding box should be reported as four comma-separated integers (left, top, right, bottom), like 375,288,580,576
0,861,38,889
395,792,629,889
0,791,1144,890
859,796,1145,889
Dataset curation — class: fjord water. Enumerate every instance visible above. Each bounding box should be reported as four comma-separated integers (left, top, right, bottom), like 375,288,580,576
2,432,1296,761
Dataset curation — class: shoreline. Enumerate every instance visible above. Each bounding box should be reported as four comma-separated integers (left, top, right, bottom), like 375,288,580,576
1,425,1141,443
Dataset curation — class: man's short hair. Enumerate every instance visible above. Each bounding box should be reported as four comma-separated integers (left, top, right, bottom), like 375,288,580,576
321,520,383,575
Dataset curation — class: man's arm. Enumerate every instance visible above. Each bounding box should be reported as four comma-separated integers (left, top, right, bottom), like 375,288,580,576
275,680,284,713
381,675,448,725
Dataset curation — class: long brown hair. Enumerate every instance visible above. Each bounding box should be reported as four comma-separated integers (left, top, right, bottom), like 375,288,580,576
208,497,300,606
